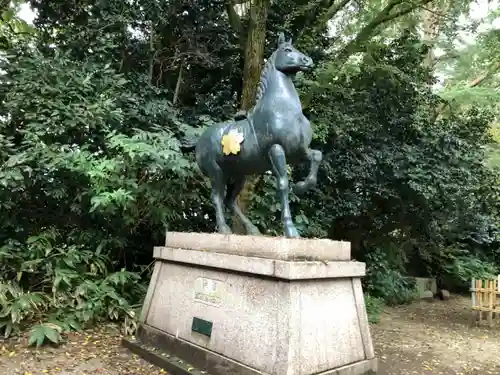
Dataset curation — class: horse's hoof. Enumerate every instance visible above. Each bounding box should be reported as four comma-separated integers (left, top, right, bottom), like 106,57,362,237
284,226,300,238
246,226,261,236
218,225,232,235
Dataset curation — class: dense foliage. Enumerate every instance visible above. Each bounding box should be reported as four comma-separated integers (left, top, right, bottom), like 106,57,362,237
1,0,499,341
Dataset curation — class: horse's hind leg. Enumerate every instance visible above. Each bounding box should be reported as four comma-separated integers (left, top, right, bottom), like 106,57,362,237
294,148,323,195
269,144,299,238
224,176,260,235
207,165,232,234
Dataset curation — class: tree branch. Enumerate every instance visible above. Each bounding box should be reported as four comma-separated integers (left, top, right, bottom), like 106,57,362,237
0,13,18,35
469,61,500,88
435,51,460,62
378,0,435,24
293,0,331,39
296,0,353,42
434,61,500,120
173,60,183,105
414,1,454,21
226,0,243,35
322,0,352,22
335,0,436,65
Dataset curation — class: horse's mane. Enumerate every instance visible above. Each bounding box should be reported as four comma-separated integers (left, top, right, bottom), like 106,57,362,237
254,50,277,105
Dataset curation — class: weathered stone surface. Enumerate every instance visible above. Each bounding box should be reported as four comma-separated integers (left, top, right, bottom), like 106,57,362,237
136,232,377,375
439,289,450,301
126,327,378,375
164,231,351,261
414,277,437,297
422,290,434,302
153,246,364,280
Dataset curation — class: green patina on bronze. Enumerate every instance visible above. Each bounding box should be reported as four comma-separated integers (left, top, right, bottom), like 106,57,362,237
185,32,322,238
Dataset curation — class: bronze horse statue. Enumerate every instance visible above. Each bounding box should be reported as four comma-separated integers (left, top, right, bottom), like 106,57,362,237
192,32,322,238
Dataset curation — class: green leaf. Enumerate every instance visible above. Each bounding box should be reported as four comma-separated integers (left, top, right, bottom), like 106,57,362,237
44,325,62,344
3,321,13,339
28,323,62,347
28,325,47,347
65,317,82,331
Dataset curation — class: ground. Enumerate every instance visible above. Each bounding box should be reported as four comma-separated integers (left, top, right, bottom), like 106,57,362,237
372,296,500,375
0,296,499,375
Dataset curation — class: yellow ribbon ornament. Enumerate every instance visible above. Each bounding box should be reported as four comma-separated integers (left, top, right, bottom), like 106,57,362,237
221,129,244,155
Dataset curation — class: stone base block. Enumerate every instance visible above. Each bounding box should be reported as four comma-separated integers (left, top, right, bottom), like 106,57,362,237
131,232,377,375
125,325,377,375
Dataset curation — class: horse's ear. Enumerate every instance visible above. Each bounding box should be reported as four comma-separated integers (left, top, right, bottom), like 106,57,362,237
277,32,285,46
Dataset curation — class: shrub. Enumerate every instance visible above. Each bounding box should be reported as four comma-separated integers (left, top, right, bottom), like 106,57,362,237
364,294,385,324
0,230,147,346
440,248,498,292
364,248,418,306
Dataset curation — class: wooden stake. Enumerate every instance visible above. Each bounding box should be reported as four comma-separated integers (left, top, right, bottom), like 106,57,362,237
488,280,494,327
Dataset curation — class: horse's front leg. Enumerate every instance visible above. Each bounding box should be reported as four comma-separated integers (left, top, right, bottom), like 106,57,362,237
294,148,323,195
269,144,300,238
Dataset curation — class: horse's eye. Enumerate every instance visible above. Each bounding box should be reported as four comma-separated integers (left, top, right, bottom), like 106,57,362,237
284,48,292,52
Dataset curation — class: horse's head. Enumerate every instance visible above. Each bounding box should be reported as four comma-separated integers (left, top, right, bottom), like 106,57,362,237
273,32,314,74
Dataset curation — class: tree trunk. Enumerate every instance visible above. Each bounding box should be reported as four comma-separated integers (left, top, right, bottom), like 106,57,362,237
148,21,155,84
232,0,270,234
239,0,270,111
173,60,183,105
421,0,451,69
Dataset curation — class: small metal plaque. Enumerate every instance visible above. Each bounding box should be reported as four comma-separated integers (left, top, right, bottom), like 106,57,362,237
194,277,224,307
192,317,213,337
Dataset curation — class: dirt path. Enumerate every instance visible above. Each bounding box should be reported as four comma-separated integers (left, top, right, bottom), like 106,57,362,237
0,325,164,375
0,296,499,374
373,296,500,374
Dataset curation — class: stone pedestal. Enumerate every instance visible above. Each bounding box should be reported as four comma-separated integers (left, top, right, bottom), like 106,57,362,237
129,232,377,375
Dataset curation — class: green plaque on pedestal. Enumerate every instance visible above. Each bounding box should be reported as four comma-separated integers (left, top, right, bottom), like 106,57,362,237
191,317,212,337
